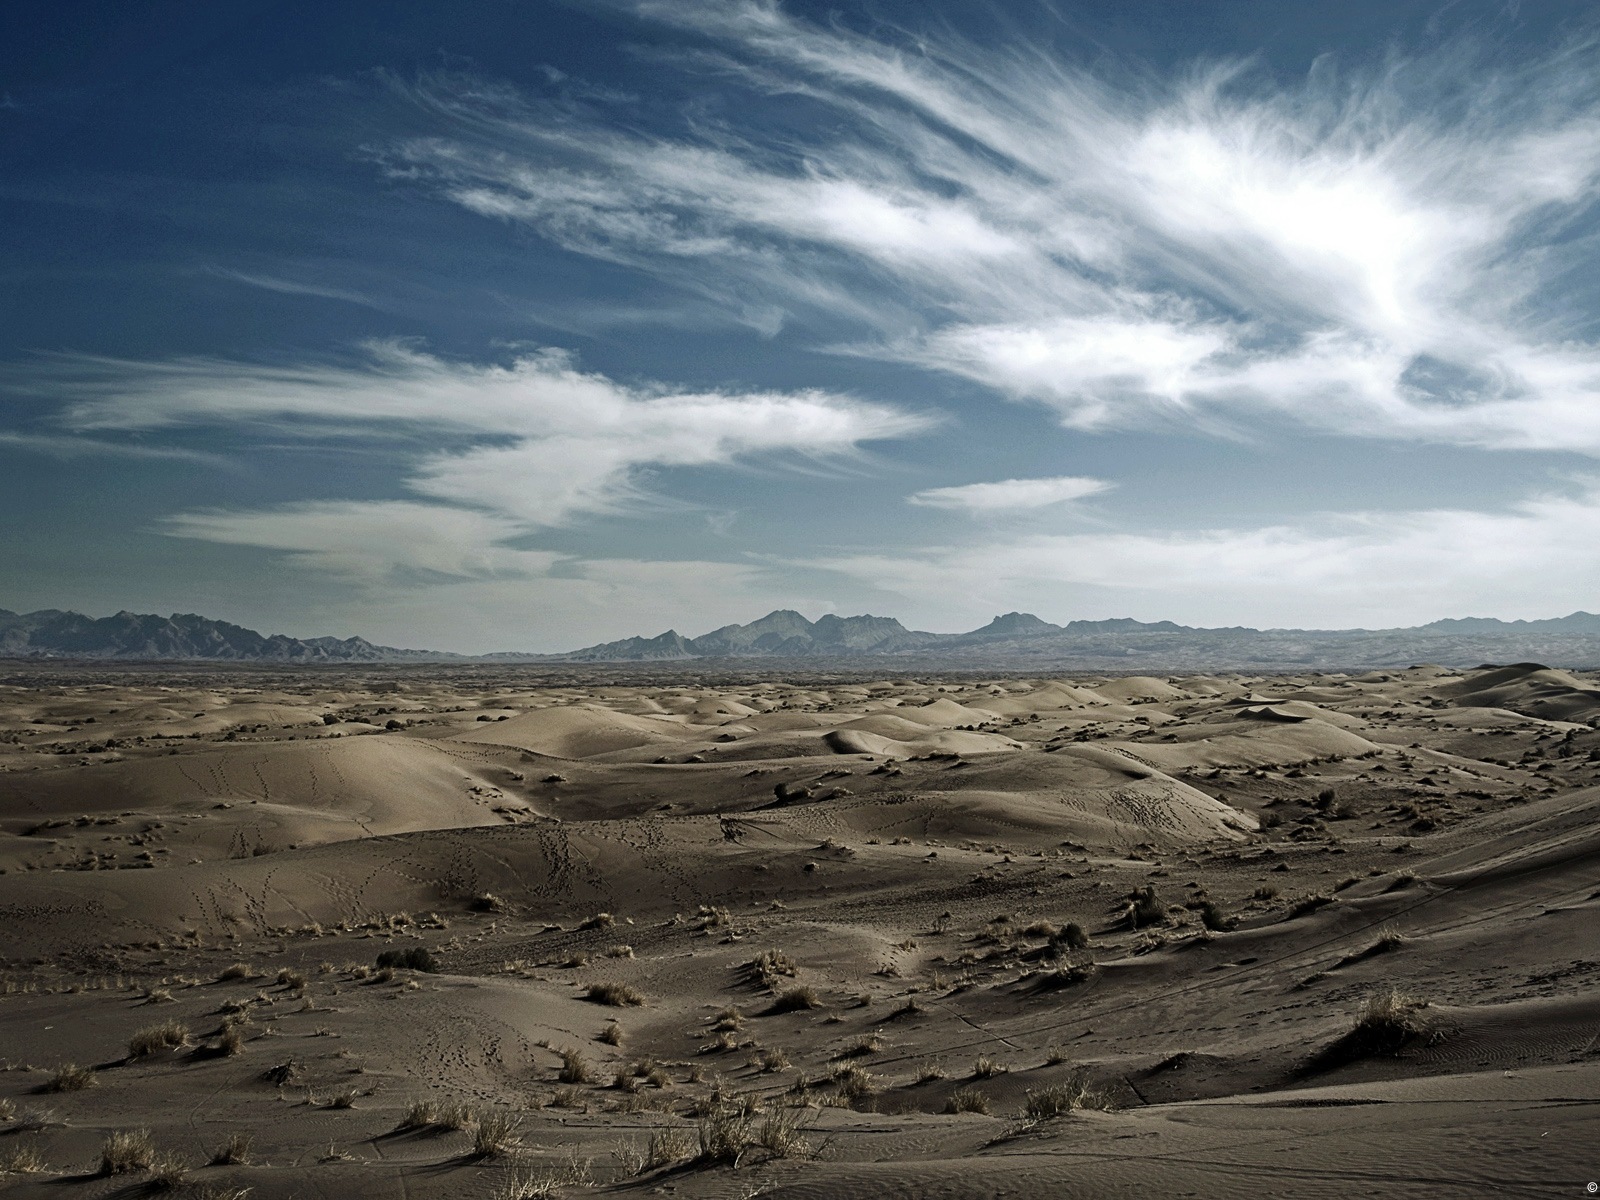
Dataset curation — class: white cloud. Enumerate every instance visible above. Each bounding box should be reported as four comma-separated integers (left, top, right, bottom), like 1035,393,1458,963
24,341,929,538
163,501,561,581
812,484,1600,630
379,9,1600,453
909,475,1112,512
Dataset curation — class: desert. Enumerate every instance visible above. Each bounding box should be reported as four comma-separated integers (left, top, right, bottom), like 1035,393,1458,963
0,658,1596,1197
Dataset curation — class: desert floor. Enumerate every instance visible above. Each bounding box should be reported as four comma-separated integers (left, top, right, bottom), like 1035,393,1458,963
0,660,1596,1198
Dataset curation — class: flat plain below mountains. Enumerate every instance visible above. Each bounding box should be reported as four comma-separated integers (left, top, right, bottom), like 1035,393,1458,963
0,659,1596,1198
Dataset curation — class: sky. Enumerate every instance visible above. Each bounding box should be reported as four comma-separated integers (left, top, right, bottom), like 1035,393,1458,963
4,0,1600,652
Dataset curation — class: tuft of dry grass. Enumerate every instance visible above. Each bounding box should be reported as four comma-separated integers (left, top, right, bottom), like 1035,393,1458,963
147,1151,190,1190
748,948,799,989
217,962,254,982
557,1046,595,1084
971,1055,1007,1079
767,985,821,1013
597,1021,624,1046
584,981,645,1007
915,1061,947,1083
129,1020,191,1058
472,1109,522,1157
0,1144,47,1174
209,1132,253,1165
755,1047,791,1073
944,1087,990,1114
42,1063,96,1093
99,1128,156,1175
646,1125,694,1170
1025,1072,1110,1118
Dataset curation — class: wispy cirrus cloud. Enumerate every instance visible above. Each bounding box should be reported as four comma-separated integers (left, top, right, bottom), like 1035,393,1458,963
376,3,1600,453
12,340,928,579
909,475,1111,513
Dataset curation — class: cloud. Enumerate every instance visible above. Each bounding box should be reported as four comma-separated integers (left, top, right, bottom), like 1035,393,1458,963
162,501,562,581
376,8,1600,454
909,475,1112,512
17,341,930,538
811,483,1600,630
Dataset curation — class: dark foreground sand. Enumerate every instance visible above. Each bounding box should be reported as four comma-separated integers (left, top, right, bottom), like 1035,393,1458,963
0,661,1596,1197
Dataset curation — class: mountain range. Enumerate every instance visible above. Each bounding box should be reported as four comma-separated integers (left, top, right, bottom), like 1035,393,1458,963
8,605,1600,670
0,608,452,663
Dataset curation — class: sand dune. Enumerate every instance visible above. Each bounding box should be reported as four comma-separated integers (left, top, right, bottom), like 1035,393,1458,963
0,660,1595,1196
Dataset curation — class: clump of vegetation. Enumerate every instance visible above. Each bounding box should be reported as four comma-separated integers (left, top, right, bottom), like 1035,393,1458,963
472,1109,521,1157
129,1020,191,1058
1052,922,1090,950
585,981,645,1007
971,1055,1007,1079
147,1152,190,1190
1025,1072,1110,1118
558,1046,595,1084
1125,886,1167,930
577,912,616,931
944,1087,990,1114
99,1128,156,1175
216,962,254,982
1197,901,1234,932
1303,988,1437,1074
210,1132,253,1165
375,947,438,973
0,1144,47,1174
41,1063,96,1093
1289,893,1335,919
767,985,821,1013
833,1064,875,1104
747,949,799,989
597,1022,624,1046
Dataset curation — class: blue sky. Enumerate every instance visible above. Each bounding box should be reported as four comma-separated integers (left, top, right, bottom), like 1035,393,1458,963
4,0,1600,652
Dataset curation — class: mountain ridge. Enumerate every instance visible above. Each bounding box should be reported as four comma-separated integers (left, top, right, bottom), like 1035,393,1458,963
8,605,1600,669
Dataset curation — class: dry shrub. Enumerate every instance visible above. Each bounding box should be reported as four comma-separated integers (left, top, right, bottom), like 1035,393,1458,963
915,1061,947,1083
1304,988,1436,1074
129,1020,191,1058
756,1047,791,1072
99,1128,156,1175
0,1144,47,1174
832,1064,874,1104
577,911,615,931
971,1055,1007,1079
42,1063,96,1093
944,1087,990,1114
557,1046,594,1084
757,1106,810,1158
473,1109,521,1157
696,1105,754,1166
217,962,253,982
584,981,645,1007
147,1151,189,1190
838,1032,883,1058
1025,1072,1110,1118
209,1132,253,1165
1021,919,1058,939
1125,886,1167,930
597,1022,624,1046
646,1126,694,1170
767,985,820,1013
1053,923,1089,950
747,949,799,989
